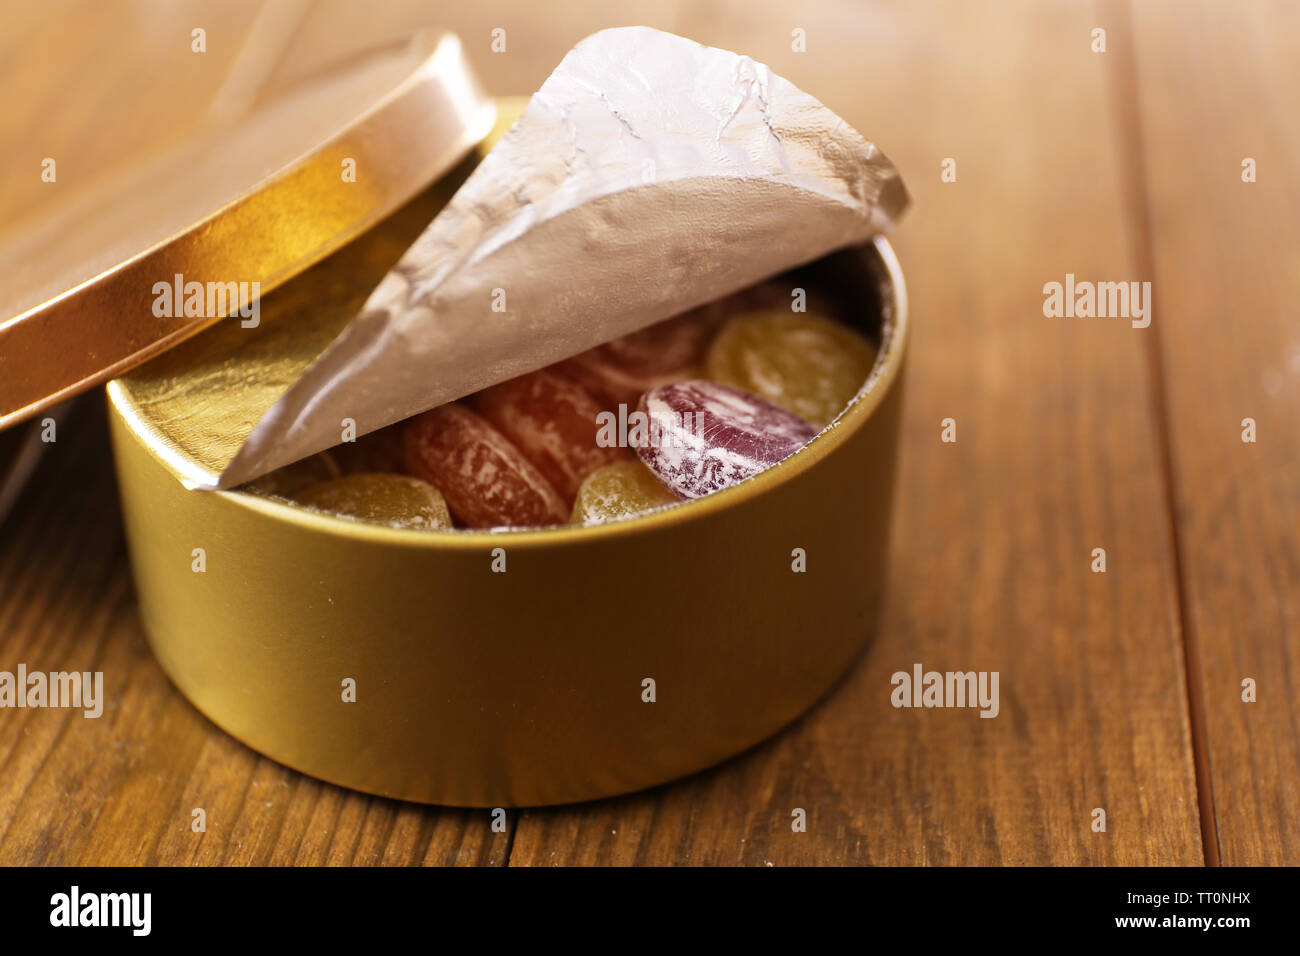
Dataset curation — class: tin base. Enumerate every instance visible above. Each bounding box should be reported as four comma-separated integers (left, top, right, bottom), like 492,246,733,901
107,238,908,806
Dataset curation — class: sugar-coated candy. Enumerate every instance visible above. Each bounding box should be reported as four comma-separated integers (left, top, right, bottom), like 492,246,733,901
471,369,630,502
403,403,568,529
634,381,818,499
705,310,876,427
557,309,720,409
295,473,452,530
243,450,341,497
570,460,680,525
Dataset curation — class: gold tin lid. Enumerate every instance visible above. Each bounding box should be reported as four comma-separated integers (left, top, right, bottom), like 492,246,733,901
0,31,495,431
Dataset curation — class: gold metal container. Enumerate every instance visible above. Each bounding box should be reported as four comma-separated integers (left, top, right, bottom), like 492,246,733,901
106,238,908,807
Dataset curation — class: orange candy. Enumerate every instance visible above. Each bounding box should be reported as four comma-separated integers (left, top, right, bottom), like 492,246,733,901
471,369,630,502
402,403,568,529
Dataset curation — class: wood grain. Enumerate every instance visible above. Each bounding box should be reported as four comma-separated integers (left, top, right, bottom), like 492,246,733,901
1127,0,1300,865
507,0,1205,865
0,0,1295,866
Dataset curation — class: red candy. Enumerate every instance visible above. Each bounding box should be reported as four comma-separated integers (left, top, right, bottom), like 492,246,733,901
557,309,719,409
402,403,568,529
634,381,818,499
470,369,630,502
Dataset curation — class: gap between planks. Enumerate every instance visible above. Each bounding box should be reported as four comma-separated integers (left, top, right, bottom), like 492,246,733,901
1101,0,1221,867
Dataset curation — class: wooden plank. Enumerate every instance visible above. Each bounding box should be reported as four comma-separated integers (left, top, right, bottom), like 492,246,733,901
1128,0,1300,865
505,0,1205,864
0,0,1220,866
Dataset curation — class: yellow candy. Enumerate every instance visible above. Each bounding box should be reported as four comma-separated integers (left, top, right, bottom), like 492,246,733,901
570,461,678,525
704,310,877,427
294,473,452,530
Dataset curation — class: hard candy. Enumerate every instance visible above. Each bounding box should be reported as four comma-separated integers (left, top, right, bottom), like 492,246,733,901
705,309,876,427
295,473,452,530
403,404,568,529
471,368,629,503
634,381,818,499
571,460,680,525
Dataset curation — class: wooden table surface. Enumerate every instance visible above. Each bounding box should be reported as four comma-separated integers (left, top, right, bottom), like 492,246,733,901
1,0,1296,866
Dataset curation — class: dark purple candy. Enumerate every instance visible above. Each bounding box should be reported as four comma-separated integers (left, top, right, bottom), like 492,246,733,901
633,381,818,499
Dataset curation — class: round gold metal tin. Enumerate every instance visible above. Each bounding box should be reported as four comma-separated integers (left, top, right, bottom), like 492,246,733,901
107,238,908,807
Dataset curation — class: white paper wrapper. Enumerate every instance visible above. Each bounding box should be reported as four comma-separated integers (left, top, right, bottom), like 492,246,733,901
213,25,908,489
